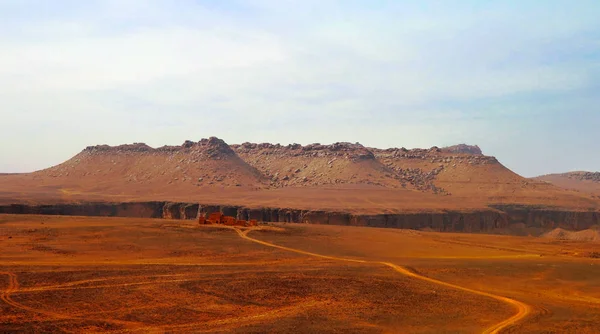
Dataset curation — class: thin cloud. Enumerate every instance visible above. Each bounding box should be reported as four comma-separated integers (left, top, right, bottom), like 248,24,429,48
0,1,598,176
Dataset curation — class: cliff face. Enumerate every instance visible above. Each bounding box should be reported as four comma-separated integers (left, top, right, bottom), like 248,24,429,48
490,204,600,230
0,202,165,218
2,202,597,233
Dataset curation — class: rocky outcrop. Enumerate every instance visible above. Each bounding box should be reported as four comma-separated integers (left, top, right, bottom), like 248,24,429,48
232,141,375,162
564,172,600,183
1,202,598,233
83,137,236,159
163,203,199,219
441,144,483,155
382,166,447,194
83,142,154,153
374,148,497,165
80,140,486,164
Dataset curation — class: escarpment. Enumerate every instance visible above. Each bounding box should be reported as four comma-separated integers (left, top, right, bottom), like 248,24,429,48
1,202,598,234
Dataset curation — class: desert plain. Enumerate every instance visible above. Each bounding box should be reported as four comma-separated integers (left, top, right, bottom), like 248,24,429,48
1,214,599,333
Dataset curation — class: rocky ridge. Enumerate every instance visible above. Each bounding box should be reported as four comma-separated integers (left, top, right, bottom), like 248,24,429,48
36,137,506,195
231,142,375,161
235,143,452,190
563,172,600,182
372,146,497,164
84,137,235,159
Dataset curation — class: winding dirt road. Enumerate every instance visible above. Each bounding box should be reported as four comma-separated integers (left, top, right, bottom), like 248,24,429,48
232,227,531,334
1,225,531,333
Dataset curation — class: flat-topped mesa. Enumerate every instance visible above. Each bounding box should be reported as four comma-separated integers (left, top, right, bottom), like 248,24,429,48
232,142,375,162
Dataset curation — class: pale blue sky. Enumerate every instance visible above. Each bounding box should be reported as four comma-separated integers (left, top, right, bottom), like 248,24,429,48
1,0,598,176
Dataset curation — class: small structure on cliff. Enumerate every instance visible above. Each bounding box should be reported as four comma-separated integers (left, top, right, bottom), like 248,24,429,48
199,212,257,227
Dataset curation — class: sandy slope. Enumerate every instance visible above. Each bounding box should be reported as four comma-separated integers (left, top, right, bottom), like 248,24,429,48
234,142,408,189
542,228,600,243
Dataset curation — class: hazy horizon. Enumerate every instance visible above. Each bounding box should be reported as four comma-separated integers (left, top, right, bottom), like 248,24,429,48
1,0,599,177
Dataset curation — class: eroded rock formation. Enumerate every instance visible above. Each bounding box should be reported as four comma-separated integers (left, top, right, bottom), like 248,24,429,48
441,144,483,155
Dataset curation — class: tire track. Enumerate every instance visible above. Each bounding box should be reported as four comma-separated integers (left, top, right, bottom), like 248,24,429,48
113,300,327,334
159,300,326,333
19,278,199,293
232,227,531,334
16,273,191,293
0,271,146,329
0,271,18,306
1,259,297,266
1,271,68,319
430,237,544,256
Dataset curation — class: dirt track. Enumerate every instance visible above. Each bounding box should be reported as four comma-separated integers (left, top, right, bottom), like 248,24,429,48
2,225,529,333
0,271,68,320
0,272,20,311
233,227,531,334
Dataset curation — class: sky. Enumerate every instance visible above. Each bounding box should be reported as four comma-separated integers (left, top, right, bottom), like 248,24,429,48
0,0,599,177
